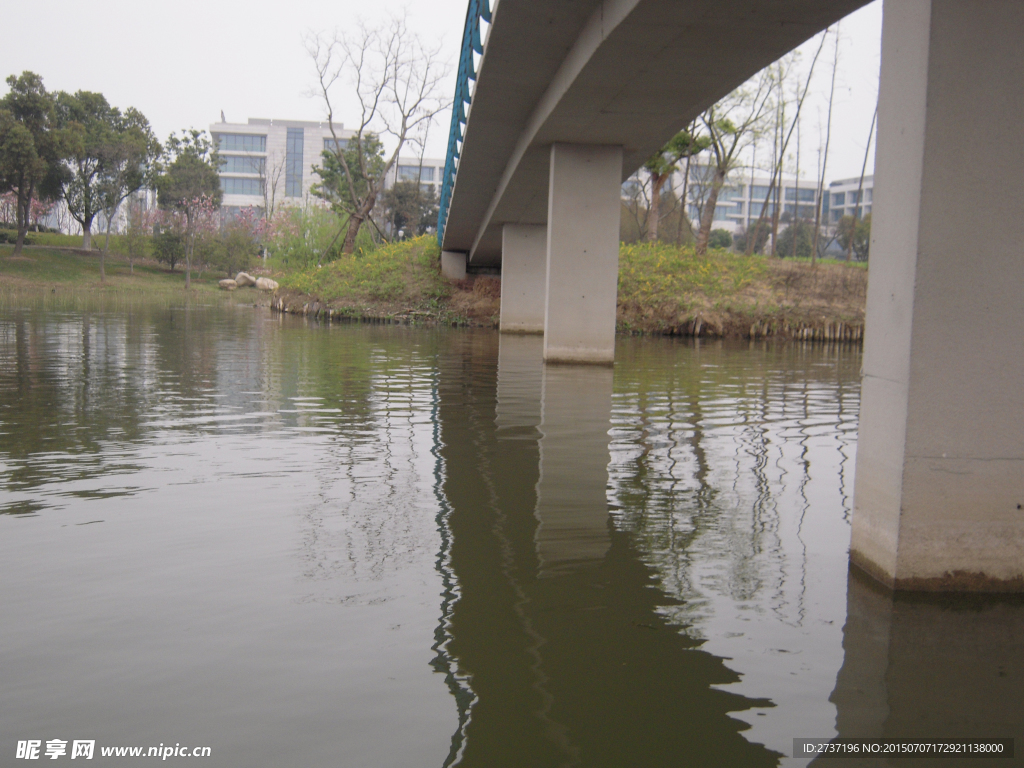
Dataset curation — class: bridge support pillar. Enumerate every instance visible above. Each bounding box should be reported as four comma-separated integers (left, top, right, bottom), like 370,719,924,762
543,143,622,364
441,251,466,281
500,224,547,333
851,0,1024,591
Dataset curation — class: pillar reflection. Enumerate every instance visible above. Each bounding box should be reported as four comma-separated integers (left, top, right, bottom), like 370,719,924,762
816,570,1024,767
436,334,781,767
535,363,614,576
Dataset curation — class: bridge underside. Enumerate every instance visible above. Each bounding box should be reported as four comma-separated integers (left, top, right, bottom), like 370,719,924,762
441,0,869,266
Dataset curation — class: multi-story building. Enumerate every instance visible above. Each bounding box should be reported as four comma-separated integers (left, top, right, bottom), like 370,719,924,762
384,156,446,199
208,117,354,215
623,165,823,236
821,175,873,224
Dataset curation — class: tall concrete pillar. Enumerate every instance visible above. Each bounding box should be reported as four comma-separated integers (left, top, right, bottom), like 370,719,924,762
851,0,1024,591
543,143,623,364
500,224,547,333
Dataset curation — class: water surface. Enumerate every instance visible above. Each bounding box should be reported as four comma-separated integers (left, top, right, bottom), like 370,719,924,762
0,304,1019,767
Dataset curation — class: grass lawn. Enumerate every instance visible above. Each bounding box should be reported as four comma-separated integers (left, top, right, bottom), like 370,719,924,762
0,245,240,312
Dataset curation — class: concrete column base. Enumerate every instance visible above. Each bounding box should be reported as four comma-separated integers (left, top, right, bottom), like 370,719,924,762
851,0,1024,592
543,143,622,365
441,250,467,281
500,224,546,334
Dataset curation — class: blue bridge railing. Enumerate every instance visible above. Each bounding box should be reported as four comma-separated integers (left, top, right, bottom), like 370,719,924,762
437,0,492,247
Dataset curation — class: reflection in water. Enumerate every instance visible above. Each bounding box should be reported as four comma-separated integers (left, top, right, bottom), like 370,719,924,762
0,306,456,767
535,359,613,575
2,306,1020,767
816,571,1024,767
606,340,862,760
439,334,781,767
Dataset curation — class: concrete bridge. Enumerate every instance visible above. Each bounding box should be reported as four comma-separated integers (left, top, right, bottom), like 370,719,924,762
437,0,1024,590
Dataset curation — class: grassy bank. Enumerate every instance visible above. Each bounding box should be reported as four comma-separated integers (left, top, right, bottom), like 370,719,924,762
0,245,252,311
3,238,868,341
275,237,866,340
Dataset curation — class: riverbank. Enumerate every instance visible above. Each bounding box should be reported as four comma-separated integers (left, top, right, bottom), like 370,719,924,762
273,237,867,341
2,239,867,341
0,245,265,309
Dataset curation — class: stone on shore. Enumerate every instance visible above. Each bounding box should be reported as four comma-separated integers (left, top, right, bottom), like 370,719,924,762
219,279,238,290
235,272,256,287
255,277,279,291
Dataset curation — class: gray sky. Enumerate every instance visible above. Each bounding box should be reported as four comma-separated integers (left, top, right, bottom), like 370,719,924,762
2,0,880,182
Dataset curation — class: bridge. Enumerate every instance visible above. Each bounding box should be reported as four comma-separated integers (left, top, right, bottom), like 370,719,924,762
436,0,1024,592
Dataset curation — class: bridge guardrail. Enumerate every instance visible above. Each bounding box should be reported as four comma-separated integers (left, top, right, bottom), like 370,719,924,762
437,0,492,247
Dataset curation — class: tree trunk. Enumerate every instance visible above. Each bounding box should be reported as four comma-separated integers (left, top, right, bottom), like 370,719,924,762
100,213,115,283
82,218,94,250
13,183,33,257
694,168,726,255
647,173,666,242
341,214,363,254
342,193,378,254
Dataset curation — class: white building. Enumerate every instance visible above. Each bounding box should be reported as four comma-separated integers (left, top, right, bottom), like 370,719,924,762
208,117,354,215
623,165,823,236
384,156,446,199
822,175,873,224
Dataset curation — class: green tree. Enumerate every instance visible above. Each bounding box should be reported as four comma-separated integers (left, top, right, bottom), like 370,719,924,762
153,227,183,271
776,218,813,258
0,72,66,256
379,179,438,239
311,133,385,258
643,129,709,242
733,222,770,254
56,90,116,250
155,129,222,289
97,108,160,278
836,214,870,261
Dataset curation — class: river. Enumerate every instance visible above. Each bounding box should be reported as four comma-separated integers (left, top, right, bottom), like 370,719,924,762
0,301,1020,767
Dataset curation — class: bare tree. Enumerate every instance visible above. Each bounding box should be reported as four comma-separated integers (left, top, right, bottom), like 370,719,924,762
745,34,828,256
693,70,776,254
812,26,840,267
260,150,285,221
847,104,877,261
306,16,451,254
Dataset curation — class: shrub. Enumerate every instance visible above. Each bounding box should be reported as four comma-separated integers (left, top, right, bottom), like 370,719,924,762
708,229,733,250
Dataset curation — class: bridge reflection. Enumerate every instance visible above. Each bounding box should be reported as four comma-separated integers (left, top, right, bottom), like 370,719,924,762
435,332,780,767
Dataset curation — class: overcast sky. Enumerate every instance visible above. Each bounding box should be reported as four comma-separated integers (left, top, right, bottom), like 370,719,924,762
2,0,880,182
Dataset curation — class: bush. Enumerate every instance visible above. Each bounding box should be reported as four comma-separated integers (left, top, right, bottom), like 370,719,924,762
266,203,376,269
776,219,814,259
708,229,732,249
733,221,770,254
153,230,184,271
0,229,34,245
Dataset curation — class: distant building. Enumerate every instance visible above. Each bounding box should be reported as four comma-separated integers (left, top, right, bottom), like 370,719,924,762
384,156,446,199
623,164,823,236
208,117,354,215
821,175,874,224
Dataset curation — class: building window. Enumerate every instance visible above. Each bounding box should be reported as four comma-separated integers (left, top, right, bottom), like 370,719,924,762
217,134,266,153
831,208,844,223
832,192,846,207
324,137,347,153
221,177,263,196
397,164,436,183
750,185,772,200
220,156,265,175
286,128,304,198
